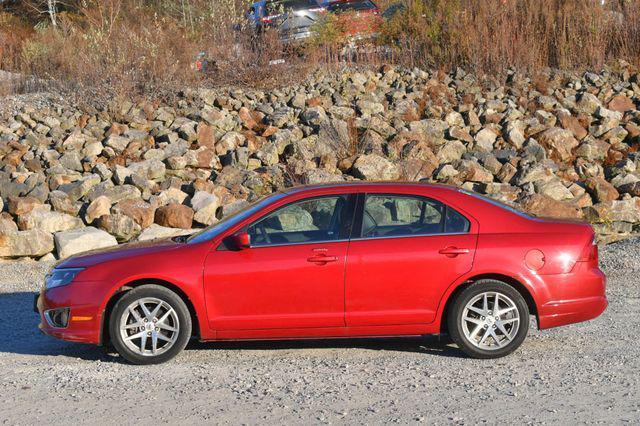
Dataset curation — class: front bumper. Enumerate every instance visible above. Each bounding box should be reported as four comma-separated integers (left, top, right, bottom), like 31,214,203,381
537,262,608,329
35,282,106,344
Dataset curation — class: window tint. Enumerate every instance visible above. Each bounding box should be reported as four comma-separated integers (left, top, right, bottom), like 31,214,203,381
249,195,350,246
360,194,469,238
445,207,470,233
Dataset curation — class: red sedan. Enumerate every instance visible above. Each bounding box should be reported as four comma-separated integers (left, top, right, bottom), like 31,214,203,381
36,182,607,364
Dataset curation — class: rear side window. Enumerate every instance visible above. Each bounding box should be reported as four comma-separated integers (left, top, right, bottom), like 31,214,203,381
445,207,470,233
360,194,469,238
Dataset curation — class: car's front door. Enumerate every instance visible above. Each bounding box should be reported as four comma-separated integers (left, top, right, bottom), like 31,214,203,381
345,193,478,326
204,194,355,331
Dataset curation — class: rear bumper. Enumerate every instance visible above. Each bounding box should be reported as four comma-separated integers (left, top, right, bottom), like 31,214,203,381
537,262,607,329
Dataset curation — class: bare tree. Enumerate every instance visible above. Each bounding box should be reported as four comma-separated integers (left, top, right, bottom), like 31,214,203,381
47,0,58,27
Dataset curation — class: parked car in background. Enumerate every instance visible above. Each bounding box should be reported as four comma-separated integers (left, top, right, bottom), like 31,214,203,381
36,182,607,364
246,0,267,29
250,0,327,44
325,0,382,39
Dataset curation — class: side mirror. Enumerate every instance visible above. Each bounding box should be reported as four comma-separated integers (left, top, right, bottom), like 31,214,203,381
227,232,251,250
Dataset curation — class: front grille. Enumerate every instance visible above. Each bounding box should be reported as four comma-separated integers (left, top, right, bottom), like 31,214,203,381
45,308,70,328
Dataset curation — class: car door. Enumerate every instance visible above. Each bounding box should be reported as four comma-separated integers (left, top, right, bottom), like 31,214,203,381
203,193,355,331
345,193,478,327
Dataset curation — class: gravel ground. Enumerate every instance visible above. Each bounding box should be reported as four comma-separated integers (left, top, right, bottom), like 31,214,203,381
0,241,639,425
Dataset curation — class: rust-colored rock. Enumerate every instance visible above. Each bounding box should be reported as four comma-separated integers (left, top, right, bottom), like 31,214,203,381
7,196,44,216
154,203,193,229
196,123,216,149
607,94,635,113
520,194,582,219
585,177,620,203
112,198,156,229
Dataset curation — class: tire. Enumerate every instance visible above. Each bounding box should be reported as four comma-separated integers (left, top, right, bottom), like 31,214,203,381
447,280,529,359
109,285,192,365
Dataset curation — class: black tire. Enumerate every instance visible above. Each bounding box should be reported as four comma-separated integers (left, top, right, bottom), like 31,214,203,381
448,280,529,359
109,285,192,365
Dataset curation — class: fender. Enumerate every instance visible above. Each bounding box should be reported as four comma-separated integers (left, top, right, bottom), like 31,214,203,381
433,266,544,331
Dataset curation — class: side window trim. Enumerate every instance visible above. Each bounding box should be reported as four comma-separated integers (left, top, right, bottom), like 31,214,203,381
352,192,471,241
244,193,358,248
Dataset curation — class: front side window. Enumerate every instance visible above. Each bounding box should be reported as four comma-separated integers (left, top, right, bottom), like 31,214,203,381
248,195,351,246
360,194,469,238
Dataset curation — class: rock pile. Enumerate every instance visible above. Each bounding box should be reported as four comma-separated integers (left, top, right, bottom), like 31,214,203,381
1,64,640,258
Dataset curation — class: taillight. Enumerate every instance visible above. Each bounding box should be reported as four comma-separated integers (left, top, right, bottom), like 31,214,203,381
578,234,598,263
260,14,281,23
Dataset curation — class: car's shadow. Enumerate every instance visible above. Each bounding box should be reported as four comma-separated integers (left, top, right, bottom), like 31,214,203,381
186,336,465,358
0,291,465,363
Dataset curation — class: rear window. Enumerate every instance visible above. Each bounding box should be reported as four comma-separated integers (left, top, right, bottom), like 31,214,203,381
266,0,319,14
328,0,377,12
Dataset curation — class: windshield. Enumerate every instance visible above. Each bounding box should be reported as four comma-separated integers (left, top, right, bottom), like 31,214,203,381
187,192,287,244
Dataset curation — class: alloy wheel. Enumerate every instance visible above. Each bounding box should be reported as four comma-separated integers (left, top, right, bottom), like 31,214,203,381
118,297,180,357
460,291,520,350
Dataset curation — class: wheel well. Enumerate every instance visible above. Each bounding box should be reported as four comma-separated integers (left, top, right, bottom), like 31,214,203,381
101,279,201,346
439,274,539,334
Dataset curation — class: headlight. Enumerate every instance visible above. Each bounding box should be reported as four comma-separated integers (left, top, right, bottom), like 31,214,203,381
45,268,85,289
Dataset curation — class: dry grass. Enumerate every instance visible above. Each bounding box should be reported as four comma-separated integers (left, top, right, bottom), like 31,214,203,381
1,0,640,100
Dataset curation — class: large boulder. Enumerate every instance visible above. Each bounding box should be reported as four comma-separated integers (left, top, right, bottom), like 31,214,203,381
351,154,400,180
136,224,195,242
17,210,84,233
520,194,582,219
112,198,156,228
155,203,194,229
190,191,220,226
96,213,141,242
7,196,45,216
55,227,118,259
85,195,112,224
536,127,579,162
0,229,54,258
584,177,620,203
583,198,640,223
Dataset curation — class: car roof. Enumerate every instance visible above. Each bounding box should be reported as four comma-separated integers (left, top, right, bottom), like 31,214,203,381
280,181,464,194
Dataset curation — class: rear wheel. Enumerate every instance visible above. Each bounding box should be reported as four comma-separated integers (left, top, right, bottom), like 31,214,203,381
448,280,529,359
109,285,192,365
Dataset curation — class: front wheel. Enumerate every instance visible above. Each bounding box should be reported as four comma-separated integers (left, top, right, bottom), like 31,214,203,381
109,285,192,365
448,280,530,359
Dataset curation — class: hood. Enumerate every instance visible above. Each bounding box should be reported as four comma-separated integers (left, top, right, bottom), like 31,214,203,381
56,238,184,268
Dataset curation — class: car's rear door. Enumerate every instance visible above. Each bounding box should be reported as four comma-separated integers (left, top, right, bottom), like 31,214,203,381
204,193,356,331
345,192,478,326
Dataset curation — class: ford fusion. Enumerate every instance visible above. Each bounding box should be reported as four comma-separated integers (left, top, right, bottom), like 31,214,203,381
36,183,607,364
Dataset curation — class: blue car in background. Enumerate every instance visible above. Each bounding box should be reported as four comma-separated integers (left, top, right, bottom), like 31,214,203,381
246,0,328,43
246,0,267,28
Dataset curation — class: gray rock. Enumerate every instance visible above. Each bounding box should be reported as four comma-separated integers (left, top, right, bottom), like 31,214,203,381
191,191,220,226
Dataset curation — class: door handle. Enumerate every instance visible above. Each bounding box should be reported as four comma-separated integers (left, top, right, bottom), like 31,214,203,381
307,255,339,264
438,247,470,257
